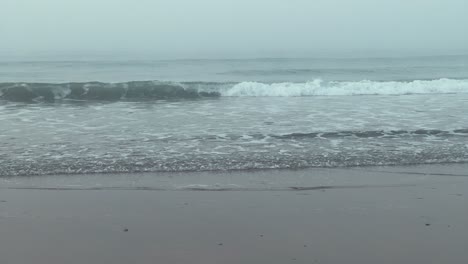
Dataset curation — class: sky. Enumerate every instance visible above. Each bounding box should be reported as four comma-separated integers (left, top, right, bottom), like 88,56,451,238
1,0,468,59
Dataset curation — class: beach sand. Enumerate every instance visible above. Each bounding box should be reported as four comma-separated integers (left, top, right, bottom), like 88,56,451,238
1,164,468,264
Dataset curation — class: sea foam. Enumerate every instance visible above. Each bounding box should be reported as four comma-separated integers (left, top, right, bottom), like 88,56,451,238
222,78,468,97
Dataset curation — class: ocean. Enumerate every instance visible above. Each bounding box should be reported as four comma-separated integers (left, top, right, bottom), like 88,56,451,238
1,55,468,176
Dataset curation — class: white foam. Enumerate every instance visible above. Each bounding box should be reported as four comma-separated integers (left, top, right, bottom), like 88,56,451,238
52,86,71,99
221,78,468,97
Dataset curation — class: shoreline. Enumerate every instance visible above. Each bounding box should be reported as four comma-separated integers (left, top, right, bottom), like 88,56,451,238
1,164,468,263
3,160,468,178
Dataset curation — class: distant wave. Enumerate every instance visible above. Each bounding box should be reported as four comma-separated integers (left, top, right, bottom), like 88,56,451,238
217,68,379,76
1,78,467,102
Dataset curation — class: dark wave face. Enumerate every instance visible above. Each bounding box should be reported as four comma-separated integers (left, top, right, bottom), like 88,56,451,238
0,81,221,102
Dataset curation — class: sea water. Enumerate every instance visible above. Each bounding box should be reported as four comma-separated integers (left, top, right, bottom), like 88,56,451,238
1,55,468,176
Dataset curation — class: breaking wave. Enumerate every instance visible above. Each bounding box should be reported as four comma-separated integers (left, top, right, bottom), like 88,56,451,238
223,78,468,97
1,78,467,102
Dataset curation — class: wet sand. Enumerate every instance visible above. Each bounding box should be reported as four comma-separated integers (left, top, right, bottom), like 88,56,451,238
1,164,468,264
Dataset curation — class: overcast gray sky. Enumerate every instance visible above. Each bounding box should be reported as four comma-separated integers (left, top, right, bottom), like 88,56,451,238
2,0,468,58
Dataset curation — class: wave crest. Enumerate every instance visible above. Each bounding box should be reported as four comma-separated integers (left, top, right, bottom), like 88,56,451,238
222,78,468,97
